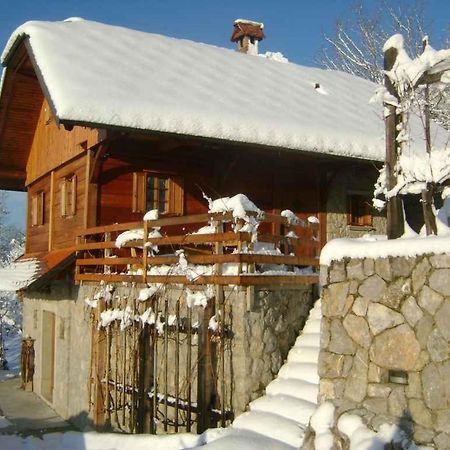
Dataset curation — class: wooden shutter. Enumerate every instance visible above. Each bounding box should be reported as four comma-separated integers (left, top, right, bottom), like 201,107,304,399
132,172,146,213
169,177,184,215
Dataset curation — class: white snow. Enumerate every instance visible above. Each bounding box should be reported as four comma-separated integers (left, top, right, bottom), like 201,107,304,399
320,233,450,265
0,258,41,291
0,19,417,162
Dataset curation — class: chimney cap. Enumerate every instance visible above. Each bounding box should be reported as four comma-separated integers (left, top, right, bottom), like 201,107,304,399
231,19,265,43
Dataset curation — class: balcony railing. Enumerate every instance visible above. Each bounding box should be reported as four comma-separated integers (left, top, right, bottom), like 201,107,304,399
75,210,320,286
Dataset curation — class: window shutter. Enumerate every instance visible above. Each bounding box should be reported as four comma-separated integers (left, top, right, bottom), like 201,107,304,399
169,177,184,215
132,172,146,213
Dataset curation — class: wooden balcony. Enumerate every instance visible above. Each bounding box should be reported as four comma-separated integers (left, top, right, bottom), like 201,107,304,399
75,211,320,286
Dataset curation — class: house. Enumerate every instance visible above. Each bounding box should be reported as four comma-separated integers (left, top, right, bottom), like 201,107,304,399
0,18,389,432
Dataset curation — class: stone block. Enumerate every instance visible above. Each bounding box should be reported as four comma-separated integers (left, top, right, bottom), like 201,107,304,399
412,257,431,294
329,319,356,355
322,282,352,318
405,372,422,399
349,280,359,295
436,410,450,433
422,363,446,410
418,285,444,315
344,348,368,402
412,351,430,371
375,258,392,282
434,432,450,450
430,254,450,269
319,265,329,287
363,397,388,414
343,314,371,349
352,296,369,316
368,363,384,383
370,324,420,371
427,328,449,362
391,257,415,278
320,318,331,349
318,351,345,378
415,314,435,350
429,269,450,296
367,303,404,335
388,386,407,417
379,278,409,309
358,275,386,301
347,259,365,280
330,262,346,283
367,383,391,398
401,296,423,328
414,426,435,446
363,258,375,276
436,301,450,341
409,398,432,428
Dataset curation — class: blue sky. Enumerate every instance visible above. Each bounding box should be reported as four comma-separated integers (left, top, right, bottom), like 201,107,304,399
1,0,449,228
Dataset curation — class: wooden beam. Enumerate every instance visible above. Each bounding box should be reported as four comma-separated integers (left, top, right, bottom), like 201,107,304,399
48,171,55,251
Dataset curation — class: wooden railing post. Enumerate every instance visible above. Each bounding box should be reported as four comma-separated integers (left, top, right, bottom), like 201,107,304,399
142,220,149,284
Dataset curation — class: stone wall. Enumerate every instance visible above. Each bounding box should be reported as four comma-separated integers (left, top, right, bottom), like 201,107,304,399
319,254,450,448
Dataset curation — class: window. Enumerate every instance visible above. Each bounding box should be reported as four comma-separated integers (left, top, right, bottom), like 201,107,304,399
132,172,183,215
347,193,372,227
60,175,77,217
31,191,45,226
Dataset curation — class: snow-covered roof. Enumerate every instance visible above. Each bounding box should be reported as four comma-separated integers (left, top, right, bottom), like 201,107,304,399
0,258,41,291
1,19,446,161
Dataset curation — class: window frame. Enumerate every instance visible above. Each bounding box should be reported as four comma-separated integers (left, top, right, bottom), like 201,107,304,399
347,192,373,228
60,174,77,218
31,191,45,227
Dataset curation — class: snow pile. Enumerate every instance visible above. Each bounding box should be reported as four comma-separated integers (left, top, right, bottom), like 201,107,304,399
260,51,289,63
1,19,415,162
320,233,450,265
0,258,41,291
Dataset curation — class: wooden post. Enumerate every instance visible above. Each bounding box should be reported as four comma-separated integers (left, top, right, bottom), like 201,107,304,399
384,46,405,239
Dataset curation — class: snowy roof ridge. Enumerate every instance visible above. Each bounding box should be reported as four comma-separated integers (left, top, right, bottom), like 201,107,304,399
1,19,447,162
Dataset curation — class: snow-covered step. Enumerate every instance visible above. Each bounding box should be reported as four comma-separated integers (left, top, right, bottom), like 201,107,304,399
232,411,304,448
287,345,320,363
249,394,317,424
266,377,319,404
294,332,321,347
302,318,321,334
277,361,320,384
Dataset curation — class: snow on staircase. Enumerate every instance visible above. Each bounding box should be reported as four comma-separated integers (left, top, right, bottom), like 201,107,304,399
199,299,322,450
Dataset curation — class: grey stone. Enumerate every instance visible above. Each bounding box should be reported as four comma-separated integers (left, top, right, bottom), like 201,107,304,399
343,314,371,349
422,363,446,410
322,282,352,318
412,257,431,293
434,433,450,450
414,426,435,446
436,301,450,341
319,378,345,402
418,285,444,315
320,318,331,349
409,399,432,428
388,386,407,417
405,372,422,399
367,383,391,398
401,296,423,328
391,257,415,278
429,269,450,296
342,355,354,377
318,351,345,378
437,360,450,405
363,258,375,276
430,254,450,268
427,328,449,362
379,277,409,309
329,319,357,355
359,275,386,301
367,303,404,335
363,398,388,414
436,410,450,433
330,262,346,283
416,314,435,350
347,259,365,280
375,258,392,282
319,265,329,287
368,363,384,383
352,297,369,316
413,351,430,371
344,348,368,402
370,324,420,370
349,280,359,295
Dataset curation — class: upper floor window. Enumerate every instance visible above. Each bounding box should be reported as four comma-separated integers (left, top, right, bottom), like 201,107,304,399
31,191,45,227
132,172,183,215
347,193,372,227
60,175,77,218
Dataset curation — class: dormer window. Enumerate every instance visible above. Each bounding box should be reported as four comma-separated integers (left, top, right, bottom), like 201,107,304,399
60,175,77,218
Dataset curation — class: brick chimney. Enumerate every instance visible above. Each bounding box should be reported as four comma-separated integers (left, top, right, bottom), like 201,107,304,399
231,19,265,55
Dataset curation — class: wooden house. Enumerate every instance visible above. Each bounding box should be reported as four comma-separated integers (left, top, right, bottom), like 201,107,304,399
0,18,387,432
